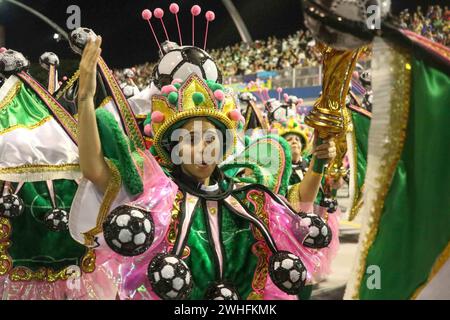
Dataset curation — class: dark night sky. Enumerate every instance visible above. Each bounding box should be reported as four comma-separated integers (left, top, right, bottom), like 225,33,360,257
0,0,447,68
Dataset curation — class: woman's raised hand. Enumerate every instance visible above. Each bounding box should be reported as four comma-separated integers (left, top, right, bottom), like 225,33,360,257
78,35,102,102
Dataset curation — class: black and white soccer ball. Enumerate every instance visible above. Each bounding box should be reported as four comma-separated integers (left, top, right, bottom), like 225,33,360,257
44,208,69,231
205,282,240,300
360,70,371,88
238,92,256,103
0,49,30,77
69,27,97,55
303,0,391,50
39,52,60,70
152,46,222,89
297,213,332,248
103,205,154,256
147,253,193,300
0,194,25,218
320,197,339,213
269,251,307,295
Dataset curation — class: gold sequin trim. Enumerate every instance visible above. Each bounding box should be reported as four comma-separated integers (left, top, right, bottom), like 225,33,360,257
0,81,22,111
0,116,52,136
98,58,145,151
411,241,450,299
55,70,79,101
287,182,302,213
0,217,12,276
18,72,78,141
351,46,411,299
83,159,121,246
0,163,80,175
246,191,270,299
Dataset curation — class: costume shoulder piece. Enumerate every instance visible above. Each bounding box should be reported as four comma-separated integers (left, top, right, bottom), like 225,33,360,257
221,134,292,195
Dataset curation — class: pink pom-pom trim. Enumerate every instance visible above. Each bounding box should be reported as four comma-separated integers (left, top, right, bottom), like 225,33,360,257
0,47,6,53
144,124,152,136
228,109,241,122
169,3,179,14
151,111,165,123
141,9,152,20
154,8,164,19
62,76,68,81
161,85,177,95
191,5,201,16
171,78,182,85
214,89,224,101
205,11,215,21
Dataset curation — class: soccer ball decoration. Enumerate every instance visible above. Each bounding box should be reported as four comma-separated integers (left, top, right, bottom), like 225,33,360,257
269,251,307,295
103,205,155,256
152,46,222,89
297,213,332,248
69,27,97,55
147,253,193,300
0,49,30,77
39,52,60,70
205,282,240,300
303,0,391,50
320,197,339,213
44,208,69,231
0,194,24,218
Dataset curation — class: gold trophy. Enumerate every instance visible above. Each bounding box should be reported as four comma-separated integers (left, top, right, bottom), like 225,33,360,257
305,43,364,174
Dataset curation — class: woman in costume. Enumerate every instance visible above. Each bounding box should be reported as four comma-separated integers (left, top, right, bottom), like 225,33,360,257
69,4,337,300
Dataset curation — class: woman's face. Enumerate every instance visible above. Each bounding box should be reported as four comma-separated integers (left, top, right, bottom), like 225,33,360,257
284,134,303,163
178,118,221,184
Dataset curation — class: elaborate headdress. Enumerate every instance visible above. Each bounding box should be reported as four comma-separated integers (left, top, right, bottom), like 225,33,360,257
146,74,241,165
139,4,243,165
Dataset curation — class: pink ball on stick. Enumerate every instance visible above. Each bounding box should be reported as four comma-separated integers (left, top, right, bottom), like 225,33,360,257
191,5,201,16
141,9,152,20
169,3,179,14
205,11,215,21
154,8,164,19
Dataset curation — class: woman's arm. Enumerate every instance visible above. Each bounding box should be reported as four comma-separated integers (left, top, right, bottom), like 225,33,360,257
77,35,111,193
298,136,336,203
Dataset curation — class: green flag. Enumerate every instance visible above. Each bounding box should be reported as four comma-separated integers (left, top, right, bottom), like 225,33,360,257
346,34,450,300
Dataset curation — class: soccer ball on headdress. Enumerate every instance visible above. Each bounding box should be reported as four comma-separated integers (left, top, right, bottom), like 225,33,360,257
268,251,307,295
103,205,155,256
147,253,193,300
39,52,60,70
43,208,69,232
152,45,222,89
0,194,24,218
0,49,30,77
141,5,221,88
296,213,332,248
69,27,97,55
205,282,240,300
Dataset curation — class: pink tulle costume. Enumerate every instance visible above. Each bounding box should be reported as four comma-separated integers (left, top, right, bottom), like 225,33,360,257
69,150,334,300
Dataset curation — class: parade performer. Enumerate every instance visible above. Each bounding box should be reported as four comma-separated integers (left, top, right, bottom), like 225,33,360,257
69,4,337,300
